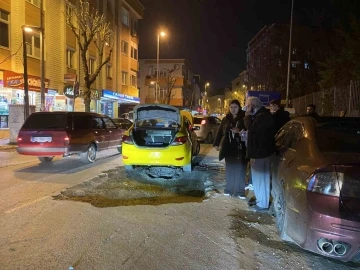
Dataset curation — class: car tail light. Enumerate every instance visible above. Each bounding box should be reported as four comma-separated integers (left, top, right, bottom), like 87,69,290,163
307,172,344,197
64,136,70,146
201,119,206,125
122,134,134,145
17,137,22,142
171,136,187,146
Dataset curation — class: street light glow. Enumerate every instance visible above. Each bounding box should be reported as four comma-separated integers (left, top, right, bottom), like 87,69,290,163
160,31,166,37
206,82,210,86
24,27,33,32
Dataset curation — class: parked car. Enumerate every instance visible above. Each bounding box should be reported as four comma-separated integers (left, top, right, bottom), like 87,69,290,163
271,116,360,262
122,104,200,172
112,118,133,130
17,112,123,163
193,115,221,143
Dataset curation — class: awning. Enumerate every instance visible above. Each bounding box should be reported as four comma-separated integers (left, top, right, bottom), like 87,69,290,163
102,90,140,104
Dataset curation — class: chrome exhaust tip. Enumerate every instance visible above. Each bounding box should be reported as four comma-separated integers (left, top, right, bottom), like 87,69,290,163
333,241,348,256
317,238,334,254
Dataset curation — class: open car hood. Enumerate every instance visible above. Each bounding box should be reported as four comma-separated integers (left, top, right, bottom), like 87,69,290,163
133,104,180,124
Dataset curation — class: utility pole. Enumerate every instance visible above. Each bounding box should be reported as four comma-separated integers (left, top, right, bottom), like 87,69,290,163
22,29,30,120
40,0,45,111
285,0,294,108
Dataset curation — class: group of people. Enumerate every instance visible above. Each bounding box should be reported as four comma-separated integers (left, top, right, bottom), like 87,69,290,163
213,97,291,211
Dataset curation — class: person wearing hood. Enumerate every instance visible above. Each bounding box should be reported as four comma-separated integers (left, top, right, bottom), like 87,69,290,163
213,99,247,199
269,99,290,133
244,97,276,211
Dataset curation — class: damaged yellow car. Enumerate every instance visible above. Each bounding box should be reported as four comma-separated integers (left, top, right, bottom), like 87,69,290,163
122,104,200,172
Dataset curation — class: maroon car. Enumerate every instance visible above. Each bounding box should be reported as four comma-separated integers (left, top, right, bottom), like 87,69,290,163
271,116,360,262
17,112,123,163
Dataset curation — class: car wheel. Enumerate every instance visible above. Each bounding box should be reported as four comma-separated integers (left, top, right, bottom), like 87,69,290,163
80,143,97,163
124,165,134,171
194,142,200,156
117,146,122,154
38,156,54,163
206,133,213,143
275,189,291,242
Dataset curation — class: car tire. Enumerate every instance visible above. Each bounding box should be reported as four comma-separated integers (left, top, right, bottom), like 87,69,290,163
206,133,213,144
194,142,200,156
38,156,54,163
117,146,122,154
80,143,97,163
275,188,292,242
124,165,134,171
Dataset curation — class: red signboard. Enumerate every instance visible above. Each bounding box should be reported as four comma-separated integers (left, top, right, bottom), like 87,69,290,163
3,70,50,92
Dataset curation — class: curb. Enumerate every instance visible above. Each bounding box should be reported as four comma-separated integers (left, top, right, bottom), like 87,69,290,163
0,144,17,150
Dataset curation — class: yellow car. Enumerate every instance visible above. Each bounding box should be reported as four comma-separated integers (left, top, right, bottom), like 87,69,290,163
122,104,200,172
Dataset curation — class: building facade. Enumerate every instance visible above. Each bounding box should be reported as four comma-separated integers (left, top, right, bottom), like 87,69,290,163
137,59,197,108
0,0,144,131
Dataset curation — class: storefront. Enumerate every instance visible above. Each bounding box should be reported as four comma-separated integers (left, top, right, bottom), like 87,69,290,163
101,90,140,118
0,70,50,129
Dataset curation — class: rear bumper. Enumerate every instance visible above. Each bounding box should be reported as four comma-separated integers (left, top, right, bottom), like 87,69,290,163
122,143,191,166
303,206,360,261
17,146,69,156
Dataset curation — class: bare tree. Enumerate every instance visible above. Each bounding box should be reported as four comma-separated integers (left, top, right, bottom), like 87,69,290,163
65,0,114,112
160,72,178,105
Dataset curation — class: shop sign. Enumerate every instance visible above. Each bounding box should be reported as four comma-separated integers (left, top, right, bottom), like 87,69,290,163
102,90,140,103
63,83,79,99
3,71,50,92
78,89,101,100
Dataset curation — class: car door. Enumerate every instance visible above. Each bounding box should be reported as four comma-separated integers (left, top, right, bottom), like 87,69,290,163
91,117,108,150
208,117,217,135
103,117,121,148
275,122,305,243
184,117,195,153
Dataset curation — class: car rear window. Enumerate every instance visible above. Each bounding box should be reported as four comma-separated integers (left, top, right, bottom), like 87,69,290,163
194,117,204,124
22,114,67,130
316,122,360,153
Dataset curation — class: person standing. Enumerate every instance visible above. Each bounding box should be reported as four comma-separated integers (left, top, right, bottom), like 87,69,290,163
244,97,276,211
269,99,290,133
213,99,247,199
306,104,320,120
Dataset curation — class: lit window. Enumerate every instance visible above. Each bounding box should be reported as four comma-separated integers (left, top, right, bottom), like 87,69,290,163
131,47,138,60
130,74,137,87
26,0,41,7
106,64,112,79
278,60,282,67
291,62,297,68
304,62,310,69
66,48,76,69
292,48,297,55
122,71,127,85
122,8,129,26
89,57,96,74
0,10,9,48
121,40,128,55
26,34,41,58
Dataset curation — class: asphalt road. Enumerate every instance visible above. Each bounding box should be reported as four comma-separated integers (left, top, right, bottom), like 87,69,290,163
0,145,359,270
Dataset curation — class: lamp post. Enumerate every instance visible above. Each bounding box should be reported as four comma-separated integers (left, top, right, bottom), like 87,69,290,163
203,82,209,109
156,31,166,103
22,25,44,116
22,27,30,120
285,0,294,108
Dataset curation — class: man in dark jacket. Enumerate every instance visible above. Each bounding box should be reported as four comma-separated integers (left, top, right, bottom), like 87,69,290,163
306,104,320,120
244,97,276,211
269,99,290,133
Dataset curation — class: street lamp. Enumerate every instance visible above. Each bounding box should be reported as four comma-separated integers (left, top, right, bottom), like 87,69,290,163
285,0,294,108
22,24,45,118
156,31,166,103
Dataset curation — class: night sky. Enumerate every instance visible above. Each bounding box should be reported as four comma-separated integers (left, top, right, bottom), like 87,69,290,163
138,0,355,90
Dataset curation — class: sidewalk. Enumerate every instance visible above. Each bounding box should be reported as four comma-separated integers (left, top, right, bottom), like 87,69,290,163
0,138,17,150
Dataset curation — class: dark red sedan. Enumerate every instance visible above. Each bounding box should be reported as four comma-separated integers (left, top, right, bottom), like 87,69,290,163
271,116,360,262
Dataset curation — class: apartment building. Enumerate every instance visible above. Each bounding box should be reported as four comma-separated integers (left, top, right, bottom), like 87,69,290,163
137,59,199,109
0,0,144,132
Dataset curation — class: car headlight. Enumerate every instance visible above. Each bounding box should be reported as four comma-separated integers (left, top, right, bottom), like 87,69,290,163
307,172,344,197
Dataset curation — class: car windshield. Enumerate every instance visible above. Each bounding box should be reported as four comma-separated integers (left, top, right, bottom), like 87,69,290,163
316,122,360,153
22,114,67,130
136,118,179,128
194,118,204,124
